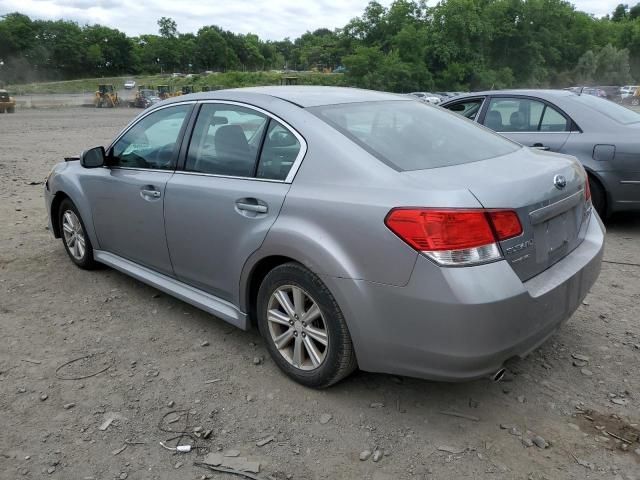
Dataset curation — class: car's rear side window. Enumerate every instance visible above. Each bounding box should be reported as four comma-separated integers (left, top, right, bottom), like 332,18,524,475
309,100,518,171
569,93,640,124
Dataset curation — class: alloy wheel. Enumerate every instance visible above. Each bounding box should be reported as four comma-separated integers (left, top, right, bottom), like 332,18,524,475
267,285,328,370
62,210,86,260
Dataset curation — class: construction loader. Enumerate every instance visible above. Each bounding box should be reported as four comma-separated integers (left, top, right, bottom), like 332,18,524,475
94,85,119,108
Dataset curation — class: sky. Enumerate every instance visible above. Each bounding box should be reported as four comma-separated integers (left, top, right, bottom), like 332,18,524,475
0,0,624,40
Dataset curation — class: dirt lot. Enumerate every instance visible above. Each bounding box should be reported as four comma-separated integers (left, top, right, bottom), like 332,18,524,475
0,107,639,480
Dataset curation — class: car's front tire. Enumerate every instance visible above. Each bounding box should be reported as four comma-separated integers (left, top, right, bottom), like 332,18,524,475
257,262,357,388
58,199,98,269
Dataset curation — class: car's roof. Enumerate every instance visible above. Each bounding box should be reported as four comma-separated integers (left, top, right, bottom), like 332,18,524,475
167,86,408,108
444,89,579,102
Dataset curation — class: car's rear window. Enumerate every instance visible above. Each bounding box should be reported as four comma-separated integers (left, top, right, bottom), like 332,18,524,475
309,100,519,171
569,94,640,124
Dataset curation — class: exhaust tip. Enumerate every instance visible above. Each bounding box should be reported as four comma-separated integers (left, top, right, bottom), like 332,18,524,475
492,368,506,382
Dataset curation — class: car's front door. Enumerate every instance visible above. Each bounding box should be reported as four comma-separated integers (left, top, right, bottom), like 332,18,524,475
86,103,193,275
164,102,304,302
481,96,571,152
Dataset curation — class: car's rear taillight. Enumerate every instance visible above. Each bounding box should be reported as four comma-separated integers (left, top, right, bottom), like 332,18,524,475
385,208,522,266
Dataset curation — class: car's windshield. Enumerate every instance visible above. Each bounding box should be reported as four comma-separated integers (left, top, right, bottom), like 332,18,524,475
309,100,519,171
570,94,640,124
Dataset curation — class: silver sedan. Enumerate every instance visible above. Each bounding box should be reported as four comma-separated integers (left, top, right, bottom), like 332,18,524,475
441,89,640,218
44,87,604,387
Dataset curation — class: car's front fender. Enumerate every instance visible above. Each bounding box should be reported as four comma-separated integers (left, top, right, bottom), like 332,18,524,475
46,162,101,250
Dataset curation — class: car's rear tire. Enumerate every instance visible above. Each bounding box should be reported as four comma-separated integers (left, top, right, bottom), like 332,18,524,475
257,262,357,388
8,107,15,113
588,175,607,219
58,198,98,269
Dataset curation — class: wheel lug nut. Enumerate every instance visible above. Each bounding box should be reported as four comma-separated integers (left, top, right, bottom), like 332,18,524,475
289,320,294,326
293,331,298,336
302,322,306,327
302,332,306,337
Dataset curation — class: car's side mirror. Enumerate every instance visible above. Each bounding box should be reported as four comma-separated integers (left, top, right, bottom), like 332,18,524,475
80,146,106,168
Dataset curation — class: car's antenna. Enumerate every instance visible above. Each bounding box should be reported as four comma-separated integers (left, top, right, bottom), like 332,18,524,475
579,86,584,96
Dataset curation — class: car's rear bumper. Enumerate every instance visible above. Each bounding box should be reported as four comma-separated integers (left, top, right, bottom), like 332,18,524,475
324,211,605,381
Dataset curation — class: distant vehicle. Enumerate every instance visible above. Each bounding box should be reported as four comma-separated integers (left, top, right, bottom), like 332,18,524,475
620,85,639,100
332,66,347,74
130,88,160,108
627,94,640,106
582,87,607,99
408,92,441,104
593,86,621,100
94,85,119,108
157,85,173,100
171,72,184,78
441,89,640,217
435,91,459,99
124,80,136,89
0,89,16,113
45,86,603,387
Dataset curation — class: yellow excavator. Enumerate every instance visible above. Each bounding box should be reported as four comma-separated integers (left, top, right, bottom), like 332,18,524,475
0,89,16,113
94,85,119,108
157,85,174,100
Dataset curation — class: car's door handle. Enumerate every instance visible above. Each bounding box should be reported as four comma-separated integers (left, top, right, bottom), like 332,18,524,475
236,202,267,213
140,188,161,199
532,143,550,151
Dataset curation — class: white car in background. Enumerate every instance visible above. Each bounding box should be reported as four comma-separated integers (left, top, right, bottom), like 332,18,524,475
124,79,136,89
408,91,442,104
619,85,638,100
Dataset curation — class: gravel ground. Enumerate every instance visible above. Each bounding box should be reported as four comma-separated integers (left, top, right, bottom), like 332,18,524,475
0,107,639,480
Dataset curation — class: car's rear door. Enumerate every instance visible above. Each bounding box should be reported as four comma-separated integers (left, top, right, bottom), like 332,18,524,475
481,96,571,152
163,102,305,303
86,103,193,276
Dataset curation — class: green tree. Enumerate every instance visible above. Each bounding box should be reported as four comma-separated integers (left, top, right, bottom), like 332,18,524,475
158,17,177,38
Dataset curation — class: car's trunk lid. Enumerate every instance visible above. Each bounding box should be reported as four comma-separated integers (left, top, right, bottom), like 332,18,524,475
401,147,591,281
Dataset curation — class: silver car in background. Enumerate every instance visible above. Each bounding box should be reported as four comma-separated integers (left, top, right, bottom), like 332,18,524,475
45,87,604,387
441,89,640,218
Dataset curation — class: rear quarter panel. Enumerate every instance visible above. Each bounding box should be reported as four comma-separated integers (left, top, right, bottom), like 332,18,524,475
239,110,485,310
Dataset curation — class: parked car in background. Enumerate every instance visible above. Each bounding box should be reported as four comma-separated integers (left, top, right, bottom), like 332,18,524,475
592,86,621,101
44,87,603,387
441,89,640,217
407,92,442,104
582,87,607,99
123,79,136,89
620,85,639,101
129,88,160,109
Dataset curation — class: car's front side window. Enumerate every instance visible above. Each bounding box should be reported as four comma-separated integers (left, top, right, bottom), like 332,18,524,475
444,98,484,121
185,104,269,177
110,104,191,170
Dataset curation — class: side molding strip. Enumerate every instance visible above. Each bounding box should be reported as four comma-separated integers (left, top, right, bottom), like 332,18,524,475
94,250,248,330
